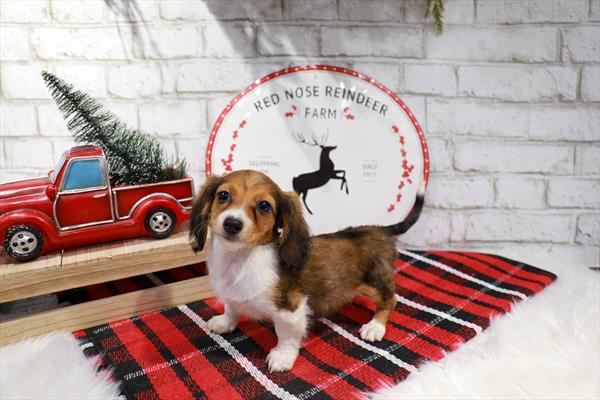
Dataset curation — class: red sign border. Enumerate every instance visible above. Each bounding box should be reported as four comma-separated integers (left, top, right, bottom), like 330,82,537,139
205,64,430,187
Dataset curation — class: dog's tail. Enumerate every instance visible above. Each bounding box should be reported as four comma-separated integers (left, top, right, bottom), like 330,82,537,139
383,181,425,236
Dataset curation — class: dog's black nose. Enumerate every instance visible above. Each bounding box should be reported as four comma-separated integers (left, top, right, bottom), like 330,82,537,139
223,217,243,235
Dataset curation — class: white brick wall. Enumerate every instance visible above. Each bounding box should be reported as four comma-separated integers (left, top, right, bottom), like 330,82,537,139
1,0,598,265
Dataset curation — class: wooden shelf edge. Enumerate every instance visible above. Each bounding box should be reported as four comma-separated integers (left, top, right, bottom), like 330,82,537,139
1,229,207,303
0,276,214,347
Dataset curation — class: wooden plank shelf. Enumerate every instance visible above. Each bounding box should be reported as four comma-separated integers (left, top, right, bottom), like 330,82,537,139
0,228,206,303
0,228,210,346
0,276,214,346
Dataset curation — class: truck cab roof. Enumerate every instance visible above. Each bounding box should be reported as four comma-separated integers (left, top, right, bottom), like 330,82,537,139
65,145,104,158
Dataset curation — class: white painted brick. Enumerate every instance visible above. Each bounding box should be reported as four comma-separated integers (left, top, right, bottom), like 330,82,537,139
0,169,48,184
495,177,545,209
160,65,178,94
52,64,106,98
160,0,211,20
426,138,451,173
32,28,132,61
139,101,206,137
591,0,600,21
51,0,104,22
338,0,401,21
0,0,49,22
398,95,426,131
548,179,600,208
575,145,600,174
404,64,456,96
450,213,467,242
563,27,600,62
0,141,7,171
466,212,574,243
105,0,158,22
51,138,77,164
0,28,30,61
188,171,204,189
405,0,474,24
161,0,281,21
177,61,280,92
428,99,527,137
3,139,53,169
477,0,586,23
176,137,209,175
156,138,178,161
1,64,50,99
529,107,600,142
397,211,451,246
38,104,70,137
427,177,491,208
257,25,318,56
107,64,161,99
428,27,557,62
207,96,234,128
134,27,199,59
352,63,401,92
0,104,37,136
576,214,600,245
321,26,423,57
204,24,255,57
458,65,577,102
286,0,336,20
103,102,139,129
581,66,600,102
455,142,573,173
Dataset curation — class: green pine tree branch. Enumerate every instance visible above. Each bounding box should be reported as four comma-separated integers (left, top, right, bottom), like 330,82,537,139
42,71,187,186
423,0,445,35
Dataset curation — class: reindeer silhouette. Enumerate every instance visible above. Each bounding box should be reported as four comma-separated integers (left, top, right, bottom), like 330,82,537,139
292,131,349,215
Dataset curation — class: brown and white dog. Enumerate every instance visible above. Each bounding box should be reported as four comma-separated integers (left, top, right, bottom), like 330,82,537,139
189,170,424,372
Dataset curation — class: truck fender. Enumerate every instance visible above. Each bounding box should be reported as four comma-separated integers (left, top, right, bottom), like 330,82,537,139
0,209,58,246
131,195,185,225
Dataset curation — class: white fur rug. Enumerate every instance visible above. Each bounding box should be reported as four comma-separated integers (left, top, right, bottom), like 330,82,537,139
1,252,598,399
0,332,121,399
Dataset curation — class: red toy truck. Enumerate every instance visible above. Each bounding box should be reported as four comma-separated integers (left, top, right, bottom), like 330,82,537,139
0,146,194,262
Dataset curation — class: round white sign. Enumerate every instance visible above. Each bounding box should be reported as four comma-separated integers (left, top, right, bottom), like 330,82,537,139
206,65,429,234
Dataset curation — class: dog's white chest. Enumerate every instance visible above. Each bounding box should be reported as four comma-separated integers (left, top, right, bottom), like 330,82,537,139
207,238,279,320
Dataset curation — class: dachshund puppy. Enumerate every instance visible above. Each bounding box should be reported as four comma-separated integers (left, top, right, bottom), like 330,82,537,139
189,170,424,372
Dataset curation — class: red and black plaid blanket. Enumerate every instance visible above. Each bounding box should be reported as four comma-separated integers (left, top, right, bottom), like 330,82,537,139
74,250,556,400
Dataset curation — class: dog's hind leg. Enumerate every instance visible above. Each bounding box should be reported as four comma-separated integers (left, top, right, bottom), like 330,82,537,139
360,295,396,342
357,271,397,342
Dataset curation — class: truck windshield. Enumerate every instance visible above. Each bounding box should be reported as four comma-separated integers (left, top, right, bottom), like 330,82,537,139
51,152,66,184
62,159,105,191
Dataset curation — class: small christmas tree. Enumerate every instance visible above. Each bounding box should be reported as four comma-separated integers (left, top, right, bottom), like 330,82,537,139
42,71,188,186
424,0,445,34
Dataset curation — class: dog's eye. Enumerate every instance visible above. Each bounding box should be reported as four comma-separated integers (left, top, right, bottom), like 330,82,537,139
217,191,230,203
257,200,271,214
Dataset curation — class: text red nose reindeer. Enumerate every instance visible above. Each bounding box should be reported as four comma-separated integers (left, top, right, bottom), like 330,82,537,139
292,131,349,215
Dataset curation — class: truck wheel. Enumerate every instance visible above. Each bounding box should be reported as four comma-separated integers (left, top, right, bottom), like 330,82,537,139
145,208,176,239
4,225,44,262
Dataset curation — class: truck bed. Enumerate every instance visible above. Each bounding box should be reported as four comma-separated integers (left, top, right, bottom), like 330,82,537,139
112,178,194,220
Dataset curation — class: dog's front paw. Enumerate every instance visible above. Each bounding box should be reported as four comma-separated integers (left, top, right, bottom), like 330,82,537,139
207,314,237,334
359,319,386,342
267,346,298,372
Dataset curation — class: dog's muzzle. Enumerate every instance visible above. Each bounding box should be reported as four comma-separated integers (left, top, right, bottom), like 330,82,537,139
223,217,243,236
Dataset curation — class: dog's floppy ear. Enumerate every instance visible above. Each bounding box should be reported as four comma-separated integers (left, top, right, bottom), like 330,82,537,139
189,175,223,252
276,191,311,272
